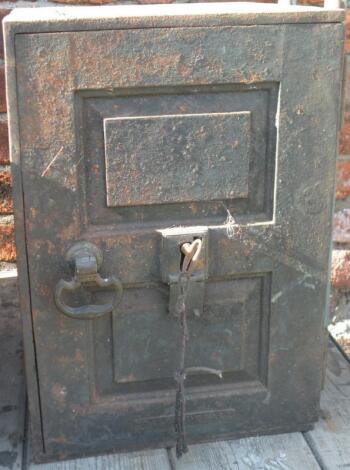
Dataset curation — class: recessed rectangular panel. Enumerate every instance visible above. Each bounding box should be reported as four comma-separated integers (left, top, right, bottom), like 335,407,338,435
82,84,279,226
104,112,251,207
112,275,268,388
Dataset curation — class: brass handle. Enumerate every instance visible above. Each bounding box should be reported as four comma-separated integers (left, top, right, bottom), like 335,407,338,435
54,241,123,320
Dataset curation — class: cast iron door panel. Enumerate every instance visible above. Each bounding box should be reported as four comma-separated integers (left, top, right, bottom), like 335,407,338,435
9,14,343,461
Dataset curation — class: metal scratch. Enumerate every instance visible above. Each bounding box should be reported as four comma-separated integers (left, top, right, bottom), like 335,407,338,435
41,147,64,177
75,155,84,169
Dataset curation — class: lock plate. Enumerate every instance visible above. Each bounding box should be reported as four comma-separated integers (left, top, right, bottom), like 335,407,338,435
159,227,208,316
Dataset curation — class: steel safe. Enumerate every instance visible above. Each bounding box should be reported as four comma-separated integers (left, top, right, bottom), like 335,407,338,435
4,2,344,462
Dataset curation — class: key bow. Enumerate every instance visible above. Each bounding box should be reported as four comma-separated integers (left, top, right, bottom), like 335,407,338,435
181,239,202,274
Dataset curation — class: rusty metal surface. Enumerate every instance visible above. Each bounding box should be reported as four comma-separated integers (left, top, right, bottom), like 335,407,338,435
104,112,250,206
54,241,123,320
3,3,345,34
84,85,278,226
4,4,344,463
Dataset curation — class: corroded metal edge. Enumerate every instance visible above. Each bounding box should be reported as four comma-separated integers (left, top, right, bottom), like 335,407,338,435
3,2,345,37
3,19,45,463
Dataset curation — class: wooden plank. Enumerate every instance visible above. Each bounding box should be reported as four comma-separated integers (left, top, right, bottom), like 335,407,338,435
322,339,350,401
304,339,350,469
0,272,25,470
27,447,171,470
171,433,321,469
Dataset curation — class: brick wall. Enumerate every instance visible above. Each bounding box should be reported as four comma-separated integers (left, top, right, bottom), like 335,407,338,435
0,6,12,270
334,13,350,290
0,0,350,300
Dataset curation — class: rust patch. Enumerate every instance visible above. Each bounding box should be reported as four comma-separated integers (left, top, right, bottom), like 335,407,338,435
58,222,79,243
50,435,69,445
29,207,38,219
38,284,51,297
91,164,100,175
31,308,41,322
51,383,68,407
177,62,192,79
245,72,263,83
58,349,84,366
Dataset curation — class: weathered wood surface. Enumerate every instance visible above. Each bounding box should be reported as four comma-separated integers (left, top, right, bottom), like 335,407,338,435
0,272,25,470
305,339,350,470
170,433,321,469
27,434,321,470
27,449,171,470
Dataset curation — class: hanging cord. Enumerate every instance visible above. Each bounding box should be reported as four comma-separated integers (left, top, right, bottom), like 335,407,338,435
174,271,190,458
173,240,222,459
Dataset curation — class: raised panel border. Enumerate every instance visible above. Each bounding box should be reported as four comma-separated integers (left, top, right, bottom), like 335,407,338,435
76,82,279,231
86,272,271,406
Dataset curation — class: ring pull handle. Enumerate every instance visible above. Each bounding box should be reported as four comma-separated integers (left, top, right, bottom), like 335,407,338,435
54,241,123,320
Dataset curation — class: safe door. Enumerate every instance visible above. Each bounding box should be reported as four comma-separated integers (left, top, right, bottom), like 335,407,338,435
5,7,344,462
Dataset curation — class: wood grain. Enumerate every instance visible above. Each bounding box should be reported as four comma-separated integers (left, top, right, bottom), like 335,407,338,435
304,339,350,470
172,433,321,470
28,449,171,470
